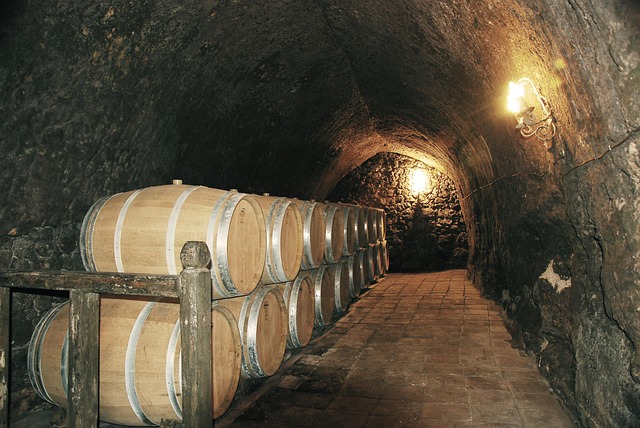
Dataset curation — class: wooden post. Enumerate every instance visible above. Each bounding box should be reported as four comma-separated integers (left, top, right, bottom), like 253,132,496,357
67,290,100,427
0,287,9,427
178,241,213,427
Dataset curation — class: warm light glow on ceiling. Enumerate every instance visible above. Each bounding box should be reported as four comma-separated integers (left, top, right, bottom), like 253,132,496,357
507,81,525,114
410,169,430,194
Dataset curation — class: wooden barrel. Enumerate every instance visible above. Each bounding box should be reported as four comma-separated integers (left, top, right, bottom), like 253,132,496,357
331,203,356,257
370,243,383,278
218,286,287,378
273,271,315,348
362,245,377,284
331,260,350,314
359,207,370,247
80,184,266,299
320,203,344,264
253,195,304,284
380,240,389,274
309,265,334,327
349,205,367,249
28,297,242,425
377,209,387,241
291,199,326,270
365,207,378,244
345,251,364,298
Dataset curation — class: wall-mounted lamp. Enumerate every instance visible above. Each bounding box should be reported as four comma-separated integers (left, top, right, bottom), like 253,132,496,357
507,78,556,141
410,169,430,194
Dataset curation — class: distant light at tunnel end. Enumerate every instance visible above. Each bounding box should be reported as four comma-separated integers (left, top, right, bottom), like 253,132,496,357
410,169,430,194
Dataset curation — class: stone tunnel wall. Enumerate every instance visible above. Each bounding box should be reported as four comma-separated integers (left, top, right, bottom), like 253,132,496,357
329,152,467,272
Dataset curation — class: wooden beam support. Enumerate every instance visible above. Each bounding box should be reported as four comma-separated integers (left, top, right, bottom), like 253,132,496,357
0,287,9,428
0,271,179,298
67,290,100,428
178,241,213,427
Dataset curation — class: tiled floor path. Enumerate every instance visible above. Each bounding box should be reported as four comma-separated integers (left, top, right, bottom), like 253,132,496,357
218,270,575,427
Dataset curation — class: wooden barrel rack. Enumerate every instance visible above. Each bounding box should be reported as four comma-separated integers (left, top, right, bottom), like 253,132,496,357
0,183,388,427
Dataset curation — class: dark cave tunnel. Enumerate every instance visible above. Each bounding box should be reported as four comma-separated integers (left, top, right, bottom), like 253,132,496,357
1,0,639,426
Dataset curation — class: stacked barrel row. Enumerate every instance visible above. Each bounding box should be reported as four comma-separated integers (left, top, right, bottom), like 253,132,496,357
27,183,387,426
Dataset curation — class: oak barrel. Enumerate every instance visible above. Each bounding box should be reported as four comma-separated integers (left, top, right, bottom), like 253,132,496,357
274,271,315,348
362,245,377,284
376,209,387,241
291,199,326,270
80,184,266,299
380,240,389,274
218,285,288,378
309,265,335,327
364,207,378,244
330,203,356,257
28,297,242,425
370,243,383,278
349,205,367,249
345,251,364,298
331,260,351,314
320,203,344,264
253,195,304,284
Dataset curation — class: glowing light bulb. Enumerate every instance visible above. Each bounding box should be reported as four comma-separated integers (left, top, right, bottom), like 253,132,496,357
507,81,525,114
410,169,429,194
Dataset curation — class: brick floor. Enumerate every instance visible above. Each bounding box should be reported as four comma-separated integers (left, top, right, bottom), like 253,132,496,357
218,270,575,427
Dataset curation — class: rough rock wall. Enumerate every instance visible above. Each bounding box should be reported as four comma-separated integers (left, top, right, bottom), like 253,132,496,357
329,152,467,272
477,1,640,425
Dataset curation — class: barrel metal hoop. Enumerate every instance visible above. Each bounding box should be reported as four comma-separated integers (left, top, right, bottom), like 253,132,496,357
334,262,346,313
166,319,182,420
216,191,247,295
347,254,356,298
324,207,336,263
314,266,329,325
80,195,111,272
300,203,314,269
238,292,253,377
245,287,270,378
207,191,228,295
61,330,68,399
286,279,300,347
166,186,202,275
267,199,288,283
27,302,67,405
125,301,157,426
114,189,144,273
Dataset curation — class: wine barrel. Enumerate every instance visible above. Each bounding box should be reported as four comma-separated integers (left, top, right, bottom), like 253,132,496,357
291,199,326,270
80,184,266,299
218,285,288,378
253,194,304,284
28,297,242,425
376,209,387,241
331,260,350,314
362,245,377,284
345,251,364,298
359,207,370,248
349,205,367,249
309,265,334,327
370,243,383,278
364,207,378,244
273,271,315,348
321,203,344,264
380,240,389,274
330,203,356,257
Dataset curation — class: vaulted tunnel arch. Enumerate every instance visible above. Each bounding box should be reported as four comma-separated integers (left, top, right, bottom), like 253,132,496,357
1,0,639,425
